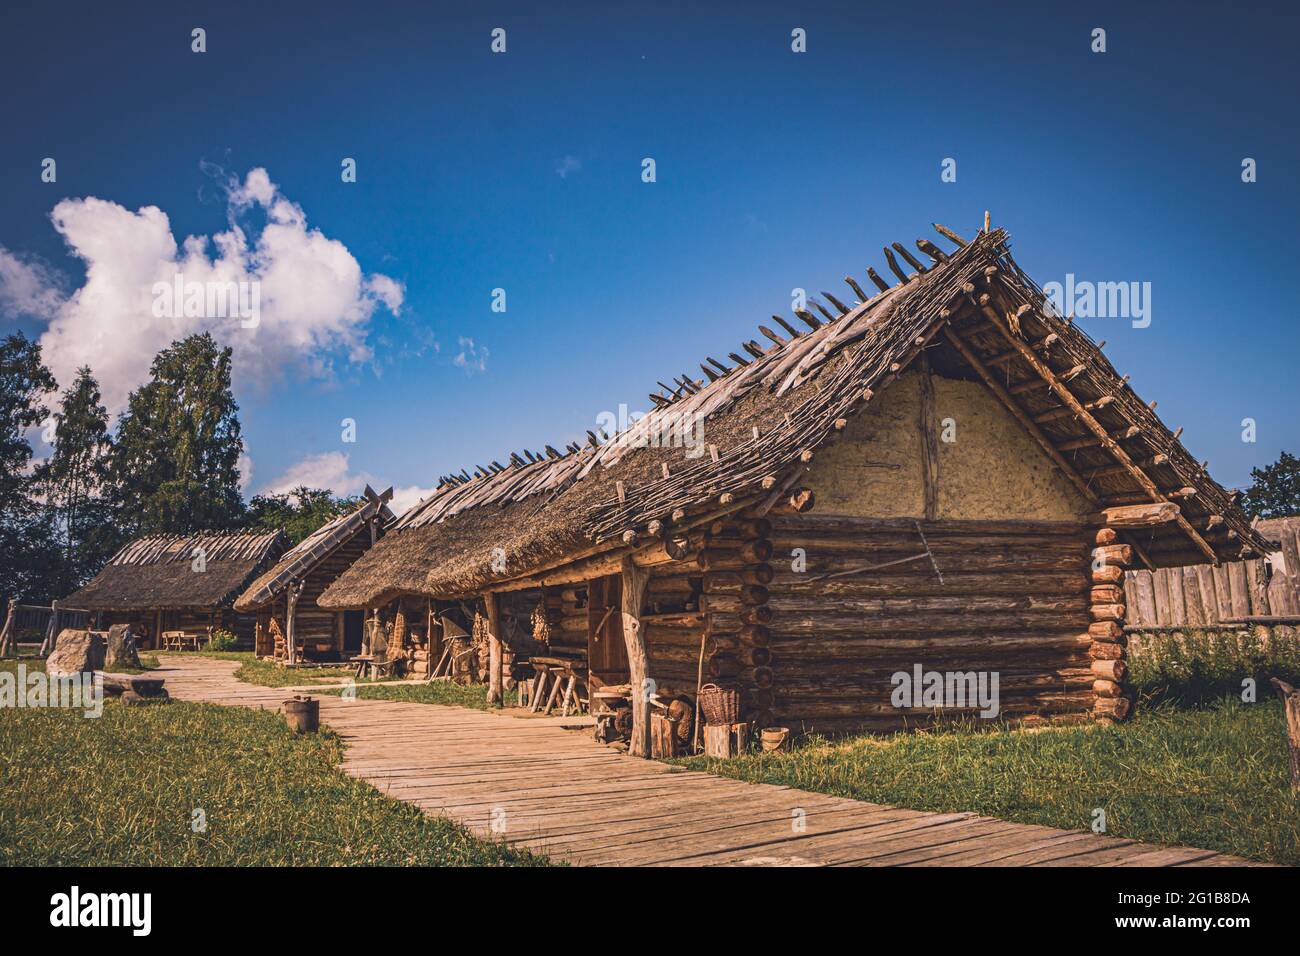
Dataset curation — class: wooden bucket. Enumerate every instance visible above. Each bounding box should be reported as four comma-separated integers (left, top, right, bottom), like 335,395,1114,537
283,695,320,734
760,727,790,751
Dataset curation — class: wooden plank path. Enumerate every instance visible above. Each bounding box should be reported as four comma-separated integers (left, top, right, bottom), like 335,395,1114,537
156,655,1258,867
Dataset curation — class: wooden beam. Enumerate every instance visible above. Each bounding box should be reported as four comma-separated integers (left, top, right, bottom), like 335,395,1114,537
984,304,1218,564
942,326,1099,505
620,555,652,758
1098,502,1180,528
1058,426,1141,452
1033,396,1116,425
1008,377,1050,396
1085,455,1167,480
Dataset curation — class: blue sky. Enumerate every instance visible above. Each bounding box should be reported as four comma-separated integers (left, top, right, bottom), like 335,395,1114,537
2,0,1297,509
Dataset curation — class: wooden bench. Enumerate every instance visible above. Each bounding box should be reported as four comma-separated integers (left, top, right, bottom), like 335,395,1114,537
526,657,589,716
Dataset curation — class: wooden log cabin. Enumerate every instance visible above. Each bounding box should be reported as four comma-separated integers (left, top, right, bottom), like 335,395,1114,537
62,530,288,650
319,223,1269,753
234,487,394,663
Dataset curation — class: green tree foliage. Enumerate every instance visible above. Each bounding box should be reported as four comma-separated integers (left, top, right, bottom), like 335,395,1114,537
1240,450,1300,520
110,333,246,535
35,367,117,595
246,486,360,545
0,333,59,602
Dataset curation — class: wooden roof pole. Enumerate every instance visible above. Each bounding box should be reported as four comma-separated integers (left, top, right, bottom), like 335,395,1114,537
980,302,1219,564
941,326,1099,506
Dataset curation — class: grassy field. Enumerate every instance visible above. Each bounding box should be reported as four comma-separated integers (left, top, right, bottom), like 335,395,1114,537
0,661,551,866
673,695,1298,865
316,680,519,710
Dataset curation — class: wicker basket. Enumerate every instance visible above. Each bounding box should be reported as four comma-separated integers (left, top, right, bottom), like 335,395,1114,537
698,683,740,725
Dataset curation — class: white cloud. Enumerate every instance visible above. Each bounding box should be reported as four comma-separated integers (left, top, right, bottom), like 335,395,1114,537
261,451,433,517
1,167,404,415
0,247,66,320
388,484,434,516
453,336,488,374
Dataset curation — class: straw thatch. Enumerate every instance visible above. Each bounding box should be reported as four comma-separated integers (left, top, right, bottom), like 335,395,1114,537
233,488,394,612
64,530,288,611
319,223,1269,609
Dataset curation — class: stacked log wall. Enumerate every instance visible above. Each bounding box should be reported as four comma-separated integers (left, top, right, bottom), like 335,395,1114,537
763,514,1094,734
699,518,774,725
1090,529,1133,721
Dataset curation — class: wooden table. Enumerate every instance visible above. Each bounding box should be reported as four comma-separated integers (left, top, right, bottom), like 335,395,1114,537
162,630,203,652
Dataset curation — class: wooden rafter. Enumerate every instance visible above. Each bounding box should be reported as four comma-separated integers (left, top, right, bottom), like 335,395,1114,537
980,302,1218,564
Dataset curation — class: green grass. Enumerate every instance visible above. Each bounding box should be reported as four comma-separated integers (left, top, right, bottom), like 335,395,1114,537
672,696,1299,865
317,680,519,710
0,660,552,866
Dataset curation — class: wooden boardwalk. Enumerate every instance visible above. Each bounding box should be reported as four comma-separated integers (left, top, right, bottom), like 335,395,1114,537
157,655,1256,867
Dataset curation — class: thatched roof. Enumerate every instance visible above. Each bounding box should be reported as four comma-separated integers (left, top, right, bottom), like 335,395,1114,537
233,488,394,611
64,530,288,611
319,223,1269,609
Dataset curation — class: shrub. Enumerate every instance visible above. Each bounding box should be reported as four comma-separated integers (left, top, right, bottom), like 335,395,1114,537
1129,625,1300,707
206,628,240,652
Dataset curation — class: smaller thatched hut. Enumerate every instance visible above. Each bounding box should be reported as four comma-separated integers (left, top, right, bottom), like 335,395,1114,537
63,530,288,649
234,487,394,663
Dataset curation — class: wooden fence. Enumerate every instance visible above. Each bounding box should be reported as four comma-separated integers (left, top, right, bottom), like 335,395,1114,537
1125,517,1300,629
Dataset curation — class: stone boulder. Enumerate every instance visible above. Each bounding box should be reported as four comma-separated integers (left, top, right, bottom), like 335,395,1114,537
104,624,141,670
46,628,105,676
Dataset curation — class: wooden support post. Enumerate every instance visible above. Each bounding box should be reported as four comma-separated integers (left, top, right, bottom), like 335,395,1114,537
1271,678,1300,796
426,599,439,679
0,598,15,658
620,554,652,758
285,581,300,666
485,592,503,707
39,601,60,657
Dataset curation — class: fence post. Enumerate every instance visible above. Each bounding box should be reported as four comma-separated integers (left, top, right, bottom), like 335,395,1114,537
0,598,16,658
